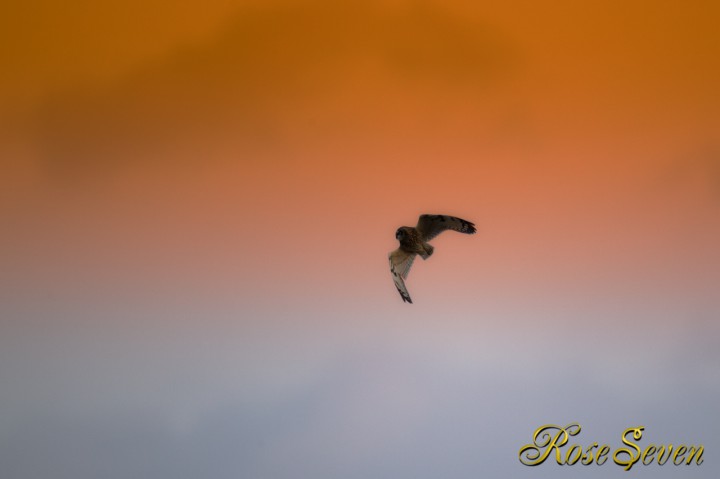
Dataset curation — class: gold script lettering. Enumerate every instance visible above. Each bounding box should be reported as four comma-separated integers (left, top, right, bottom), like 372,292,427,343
613,427,644,471
518,424,581,466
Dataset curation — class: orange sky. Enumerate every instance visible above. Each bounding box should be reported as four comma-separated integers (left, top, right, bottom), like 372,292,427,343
2,0,719,323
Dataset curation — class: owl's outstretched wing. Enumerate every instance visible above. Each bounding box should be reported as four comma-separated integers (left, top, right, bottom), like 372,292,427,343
389,248,416,303
416,214,476,241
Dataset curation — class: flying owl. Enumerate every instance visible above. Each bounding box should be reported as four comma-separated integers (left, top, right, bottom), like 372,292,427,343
389,214,476,303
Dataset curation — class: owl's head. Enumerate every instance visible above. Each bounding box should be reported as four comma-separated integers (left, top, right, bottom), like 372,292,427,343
395,228,407,240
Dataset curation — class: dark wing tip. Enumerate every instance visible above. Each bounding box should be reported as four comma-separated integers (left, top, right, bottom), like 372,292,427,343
395,284,413,304
398,287,413,304
457,218,476,234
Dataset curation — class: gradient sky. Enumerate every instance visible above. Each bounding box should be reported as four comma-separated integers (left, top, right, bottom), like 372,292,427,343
1,1,719,478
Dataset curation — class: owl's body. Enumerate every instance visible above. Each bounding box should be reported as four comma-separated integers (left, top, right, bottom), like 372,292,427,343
389,214,476,303
395,227,434,258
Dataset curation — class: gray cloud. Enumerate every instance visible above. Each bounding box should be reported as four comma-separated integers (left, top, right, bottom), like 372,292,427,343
2,303,718,479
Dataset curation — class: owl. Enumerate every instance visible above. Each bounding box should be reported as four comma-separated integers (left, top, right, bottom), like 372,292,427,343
389,214,476,303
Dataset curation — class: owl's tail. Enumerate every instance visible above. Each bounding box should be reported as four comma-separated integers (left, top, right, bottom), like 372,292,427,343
419,242,434,260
